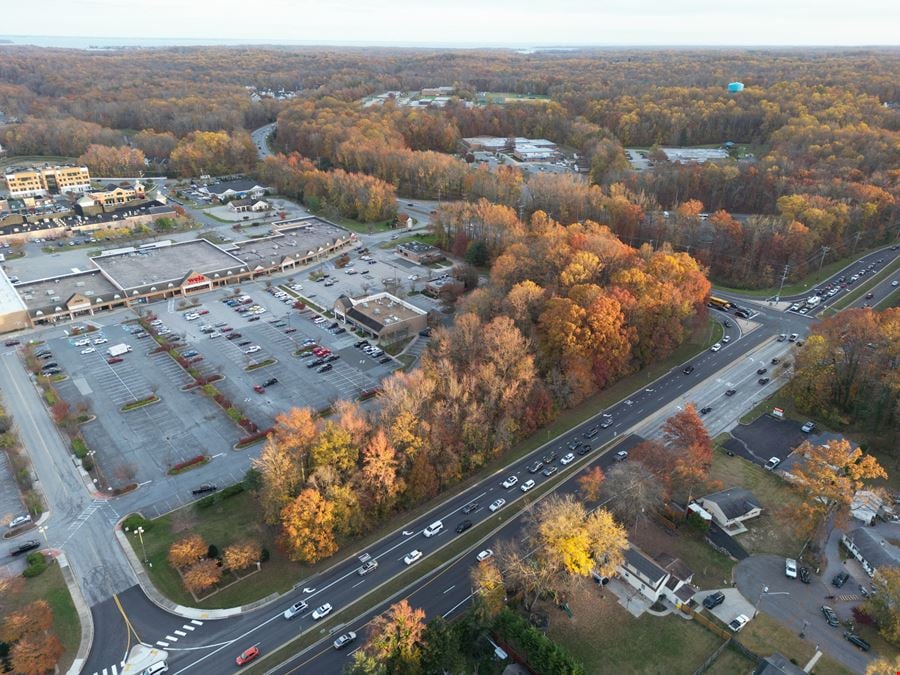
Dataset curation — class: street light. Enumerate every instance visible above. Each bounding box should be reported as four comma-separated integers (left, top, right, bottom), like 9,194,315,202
37,525,48,544
134,526,149,565
754,585,790,618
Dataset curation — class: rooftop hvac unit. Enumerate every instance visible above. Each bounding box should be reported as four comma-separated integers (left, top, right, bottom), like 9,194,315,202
76,281,85,287
85,290,95,296
51,296,60,302
46,290,54,295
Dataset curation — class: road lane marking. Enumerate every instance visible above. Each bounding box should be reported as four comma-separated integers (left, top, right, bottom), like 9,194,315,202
442,585,455,594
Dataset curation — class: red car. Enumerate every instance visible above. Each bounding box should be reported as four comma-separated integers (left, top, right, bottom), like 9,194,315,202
107,357,123,364
236,646,259,666
198,309,209,315
221,327,233,332
253,385,265,393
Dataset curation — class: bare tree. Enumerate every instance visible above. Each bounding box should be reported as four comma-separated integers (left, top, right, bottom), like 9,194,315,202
603,462,663,530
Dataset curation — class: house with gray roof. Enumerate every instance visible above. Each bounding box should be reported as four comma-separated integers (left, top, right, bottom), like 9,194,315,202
842,527,900,577
616,546,695,606
199,179,269,201
698,487,762,535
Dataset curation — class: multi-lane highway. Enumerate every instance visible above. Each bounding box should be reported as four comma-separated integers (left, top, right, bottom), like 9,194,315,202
78,302,808,675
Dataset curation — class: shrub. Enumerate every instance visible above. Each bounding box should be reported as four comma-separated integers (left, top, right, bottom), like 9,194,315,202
196,494,217,509
81,455,94,472
207,544,219,559
72,437,89,458
226,407,243,422
122,514,151,532
220,483,245,499
23,552,47,578
202,384,218,397
260,548,270,563
168,455,207,474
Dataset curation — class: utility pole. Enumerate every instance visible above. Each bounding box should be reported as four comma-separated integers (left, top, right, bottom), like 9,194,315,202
851,231,863,255
817,246,831,279
775,264,791,303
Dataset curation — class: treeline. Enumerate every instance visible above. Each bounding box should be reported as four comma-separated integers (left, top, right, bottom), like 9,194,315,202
257,153,397,222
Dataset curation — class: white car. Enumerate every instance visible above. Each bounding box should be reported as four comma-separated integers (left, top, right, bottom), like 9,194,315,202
8,514,32,529
728,614,750,632
560,452,575,465
282,601,308,619
615,450,629,461
476,549,494,562
93,337,108,345
721,336,731,343
311,603,333,620
407,274,419,281
81,347,95,354
184,313,200,321
74,339,90,347
501,476,518,489
520,479,535,492
244,345,261,354
710,343,722,352
333,632,357,650
785,558,798,579
404,549,423,565
489,498,506,512
764,456,781,470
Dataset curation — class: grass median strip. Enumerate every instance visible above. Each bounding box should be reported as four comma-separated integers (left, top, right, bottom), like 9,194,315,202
821,255,900,316
242,435,634,674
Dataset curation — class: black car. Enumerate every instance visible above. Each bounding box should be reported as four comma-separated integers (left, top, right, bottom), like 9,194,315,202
10,540,40,556
725,389,737,396
832,570,850,587
238,341,252,347
844,632,870,651
528,460,544,474
329,322,339,329
771,358,780,365
577,444,592,456
542,450,558,464
263,377,279,387
37,352,53,360
334,328,347,334
683,365,695,375
758,377,770,385
308,358,325,368
455,519,473,534
821,605,839,627
419,328,432,337
355,340,370,348
326,354,340,362
379,357,392,364
584,426,599,439
799,566,810,584
317,363,333,373
461,501,479,514
702,591,725,610
700,406,712,415
757,367,768,375
247,316,261,322
192,484,218,495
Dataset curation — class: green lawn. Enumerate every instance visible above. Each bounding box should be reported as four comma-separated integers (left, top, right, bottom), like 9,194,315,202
547,584,724,674
737,613,853,675
309,210,396,234
378,232,438,249
708,451,807,558
713,244,895,298
632,520,735,590
704,645,758,674
8,562,81,673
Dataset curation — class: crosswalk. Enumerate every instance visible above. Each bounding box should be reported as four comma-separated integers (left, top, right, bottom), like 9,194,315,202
91,620,204,675
155,619,204,648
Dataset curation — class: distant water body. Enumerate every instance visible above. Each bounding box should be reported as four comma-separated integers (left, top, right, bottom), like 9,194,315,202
0,35,583,50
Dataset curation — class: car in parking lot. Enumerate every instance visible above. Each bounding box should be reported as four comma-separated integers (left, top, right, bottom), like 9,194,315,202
476,549,494,562
560,452,575,465
801,421,815,433
226,332,242,340
821,605,839,627
244,345,261,354
832,570,850,587
333,632,357,650
501,476,518,489
844,632,870,651
9,539,40,556
311,603,333,620
702,591,725,610
317,363,333,373
93,337,108,345
247,316,260,322
80,347,95,355
489,498,506,512
283,601,309,619
74,338,91,347
8,514,32,529
4,339,20,347
615,450,628,461
357,560,378,576
785,558,798,578
520,479,536,492
764,456,781,470
404,550,423,565
191,484,217,495
799,566,810,584
105,358,122,365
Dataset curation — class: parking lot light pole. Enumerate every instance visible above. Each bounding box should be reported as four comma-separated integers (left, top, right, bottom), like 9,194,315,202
134,526,149,565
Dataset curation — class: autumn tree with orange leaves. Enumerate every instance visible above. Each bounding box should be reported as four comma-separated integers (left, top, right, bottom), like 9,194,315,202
577,465,606,502
280,487,337,564
182,558,223,594
662,404,713,502
2,600,62,675
168,534,207,569
357,600,427,672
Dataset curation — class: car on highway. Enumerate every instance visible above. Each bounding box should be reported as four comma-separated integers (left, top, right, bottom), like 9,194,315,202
283,601,309,619
865,292,874,300
710,343,721,352
543,450,559,463
777,333,787,341
520,479,536,492
725,389,737,397
501,476,518,489
8,514,32,529
615,450,628,461
558,452,574,465
357,560,378,575
682,365,694,375
756,367,767,375
821,605,839,627
771,357,779,365
699,406,713,415
191,484,217,495
9,540,40,556
461,501,479,514
577,444,592,456
785,558,798,579
600,415,613,428
476,549,494,562
489,498,506,512
758,377,770,385
312,603,333,619
542,466,558,477
728,614,750,632
703,591,725,610
404,550,423,565
764,457,781,470
527,460,544,474
333,632,357,650
456,519,473,534
235,646,260,666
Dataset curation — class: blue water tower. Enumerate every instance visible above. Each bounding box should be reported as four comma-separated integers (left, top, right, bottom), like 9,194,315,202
728,82,744,93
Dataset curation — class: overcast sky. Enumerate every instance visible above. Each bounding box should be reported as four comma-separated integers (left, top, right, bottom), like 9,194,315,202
3,0,899,46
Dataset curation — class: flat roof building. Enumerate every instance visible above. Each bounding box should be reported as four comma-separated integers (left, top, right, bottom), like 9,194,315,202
661,148,730,164
0,268,30,333
396,240,445,265
200,180,269,201
333,292,428,343
4,165,91,198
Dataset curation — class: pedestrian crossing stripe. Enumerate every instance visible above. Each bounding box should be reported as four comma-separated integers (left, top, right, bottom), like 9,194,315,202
191,619,203,625
156,641,168,648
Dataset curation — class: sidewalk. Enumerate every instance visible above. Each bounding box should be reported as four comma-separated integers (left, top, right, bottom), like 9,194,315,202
59,552,95,675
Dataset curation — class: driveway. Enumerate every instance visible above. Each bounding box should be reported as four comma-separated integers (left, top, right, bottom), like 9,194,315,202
735,554,875,673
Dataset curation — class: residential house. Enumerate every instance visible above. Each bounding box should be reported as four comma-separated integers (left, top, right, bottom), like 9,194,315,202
842,527,900,577
850,490,889,526
199,179,269,202
777,432,858,483
616,546,695,606
754,653,807,675
697,487,762,535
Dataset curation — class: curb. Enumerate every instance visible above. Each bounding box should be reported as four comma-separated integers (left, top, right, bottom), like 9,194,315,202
59,552,95,675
